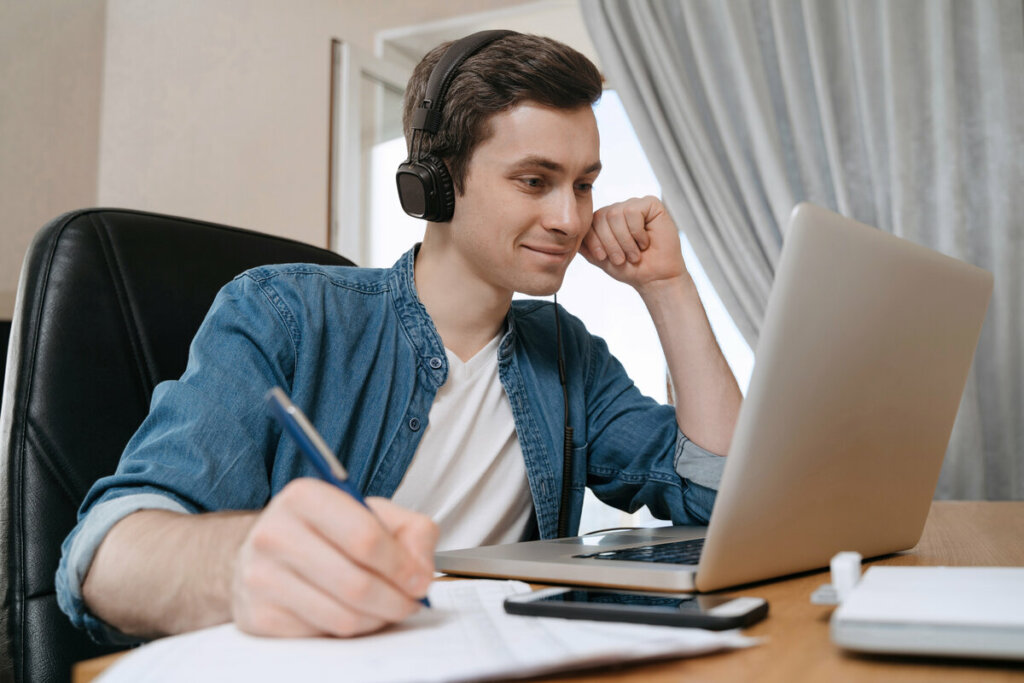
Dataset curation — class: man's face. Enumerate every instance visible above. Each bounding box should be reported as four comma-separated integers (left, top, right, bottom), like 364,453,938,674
446,102,601,298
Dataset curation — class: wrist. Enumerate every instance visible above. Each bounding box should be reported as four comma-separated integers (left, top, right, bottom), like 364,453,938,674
637,273,698,308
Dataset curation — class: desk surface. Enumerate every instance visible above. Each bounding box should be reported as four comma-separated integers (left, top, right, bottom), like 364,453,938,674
74,501,1024,683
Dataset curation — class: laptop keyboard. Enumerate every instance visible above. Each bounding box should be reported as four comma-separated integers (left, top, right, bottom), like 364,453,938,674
574,537,705,565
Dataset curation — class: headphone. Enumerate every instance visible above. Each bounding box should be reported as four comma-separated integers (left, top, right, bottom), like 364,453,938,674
396,30,515,222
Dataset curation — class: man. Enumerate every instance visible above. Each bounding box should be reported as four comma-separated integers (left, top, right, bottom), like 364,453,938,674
56,32,741,643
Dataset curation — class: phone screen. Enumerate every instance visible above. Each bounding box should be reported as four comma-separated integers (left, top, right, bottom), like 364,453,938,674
535,590,699,609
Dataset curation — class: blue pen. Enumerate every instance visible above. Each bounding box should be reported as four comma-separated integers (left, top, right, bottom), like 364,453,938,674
265,386,431,608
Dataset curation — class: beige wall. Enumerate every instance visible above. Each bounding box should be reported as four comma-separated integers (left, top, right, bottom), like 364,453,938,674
96,0,352,250
0,0,532,316
0,0,107,316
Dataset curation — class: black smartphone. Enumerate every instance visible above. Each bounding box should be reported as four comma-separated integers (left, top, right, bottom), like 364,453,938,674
504,587,768,630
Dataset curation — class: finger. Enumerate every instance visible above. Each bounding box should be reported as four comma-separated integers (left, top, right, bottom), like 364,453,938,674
276,561,399,637
236,600,322,638
591,209,627,266
577,240,598,265
604,209,641,264
261,501,426,622
581,224,607,262
279,480,432,600
237,551,391,638
368,498,439,573
624,203,651,251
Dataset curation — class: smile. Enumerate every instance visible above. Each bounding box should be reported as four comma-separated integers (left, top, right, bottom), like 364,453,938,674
523,245,572,260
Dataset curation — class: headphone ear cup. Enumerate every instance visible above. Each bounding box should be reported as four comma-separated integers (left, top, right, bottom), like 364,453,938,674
422,155,455,223
395,155,455,222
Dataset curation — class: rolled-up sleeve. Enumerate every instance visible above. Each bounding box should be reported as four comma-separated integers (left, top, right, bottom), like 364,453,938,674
674,430,726,489
674,430,726,523
56,493,192,644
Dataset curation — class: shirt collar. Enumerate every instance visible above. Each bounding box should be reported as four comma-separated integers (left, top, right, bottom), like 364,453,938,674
388,245,449,386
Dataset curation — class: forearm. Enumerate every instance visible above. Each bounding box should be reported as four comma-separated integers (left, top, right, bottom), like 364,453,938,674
82,508,258,639
639,275,742,455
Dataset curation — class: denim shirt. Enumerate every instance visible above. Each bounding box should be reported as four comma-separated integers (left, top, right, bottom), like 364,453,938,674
56,246,726,643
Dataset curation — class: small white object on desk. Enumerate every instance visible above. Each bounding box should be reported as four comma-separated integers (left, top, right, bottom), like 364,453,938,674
830,551,862,601
830,566,1024,660
810,551,862,605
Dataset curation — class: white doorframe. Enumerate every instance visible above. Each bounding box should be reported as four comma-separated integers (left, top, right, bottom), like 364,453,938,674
330,40,409,265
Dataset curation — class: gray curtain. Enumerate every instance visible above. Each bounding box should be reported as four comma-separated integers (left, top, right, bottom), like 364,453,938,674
582,0,1023,500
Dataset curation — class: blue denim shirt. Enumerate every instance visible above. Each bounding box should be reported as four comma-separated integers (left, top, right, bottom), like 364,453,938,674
56,246,726,643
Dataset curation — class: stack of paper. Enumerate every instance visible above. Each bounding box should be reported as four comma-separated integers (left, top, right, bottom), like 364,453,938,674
100,580,758,682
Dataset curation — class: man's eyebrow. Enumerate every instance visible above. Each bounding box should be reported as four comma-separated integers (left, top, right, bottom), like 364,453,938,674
509,156,602,175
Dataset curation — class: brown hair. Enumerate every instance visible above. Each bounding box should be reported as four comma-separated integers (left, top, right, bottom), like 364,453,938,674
402,32,603,194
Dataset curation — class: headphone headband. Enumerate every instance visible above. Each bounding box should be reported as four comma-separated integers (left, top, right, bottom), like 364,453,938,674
410,30,515,135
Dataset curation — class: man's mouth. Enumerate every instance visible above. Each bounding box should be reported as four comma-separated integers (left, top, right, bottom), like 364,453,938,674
523,245,572,258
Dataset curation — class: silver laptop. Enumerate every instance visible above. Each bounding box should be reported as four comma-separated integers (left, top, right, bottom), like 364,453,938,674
435,203,993,592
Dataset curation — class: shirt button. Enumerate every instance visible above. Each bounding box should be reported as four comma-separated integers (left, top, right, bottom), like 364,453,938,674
429,357,443,370
409,417,421,431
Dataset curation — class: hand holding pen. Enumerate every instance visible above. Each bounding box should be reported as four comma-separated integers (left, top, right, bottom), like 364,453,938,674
265,387,431,608
228,389,437,639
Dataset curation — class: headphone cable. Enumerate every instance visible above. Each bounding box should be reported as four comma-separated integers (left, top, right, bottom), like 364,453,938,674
554,293,574,538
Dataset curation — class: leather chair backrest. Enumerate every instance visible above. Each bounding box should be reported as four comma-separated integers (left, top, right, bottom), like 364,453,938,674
0,208,354,682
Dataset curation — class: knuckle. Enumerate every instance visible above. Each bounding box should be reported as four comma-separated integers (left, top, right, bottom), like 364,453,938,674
339,573,375,605
279,478,316,503
329,611,367,638
247,520,284,555
346,525,385,559
409,516,440,548
422,517,441,544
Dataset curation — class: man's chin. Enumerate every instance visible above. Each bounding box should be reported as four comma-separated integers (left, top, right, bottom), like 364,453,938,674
514,279,564,298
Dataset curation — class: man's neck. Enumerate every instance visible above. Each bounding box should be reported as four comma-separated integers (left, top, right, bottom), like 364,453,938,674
414,234,510,362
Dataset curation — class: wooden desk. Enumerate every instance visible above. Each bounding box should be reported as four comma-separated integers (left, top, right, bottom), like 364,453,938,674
74,502,1024,683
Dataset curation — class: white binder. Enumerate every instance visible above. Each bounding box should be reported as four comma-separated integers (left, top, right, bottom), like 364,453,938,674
831,566,1024,660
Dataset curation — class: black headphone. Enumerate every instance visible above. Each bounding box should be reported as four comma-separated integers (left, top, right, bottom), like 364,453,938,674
396,30,515,222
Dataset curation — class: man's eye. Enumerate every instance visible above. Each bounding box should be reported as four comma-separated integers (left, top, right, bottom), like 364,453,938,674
576,183,593,193
522,177,543,188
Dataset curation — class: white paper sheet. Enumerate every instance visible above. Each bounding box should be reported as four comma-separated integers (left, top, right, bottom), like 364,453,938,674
99,580,758,682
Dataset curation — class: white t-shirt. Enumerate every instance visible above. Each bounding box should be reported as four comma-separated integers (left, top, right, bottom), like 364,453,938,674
391,334,533,551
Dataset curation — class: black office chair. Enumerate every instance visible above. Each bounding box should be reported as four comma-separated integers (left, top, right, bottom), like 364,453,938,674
0,208,355,682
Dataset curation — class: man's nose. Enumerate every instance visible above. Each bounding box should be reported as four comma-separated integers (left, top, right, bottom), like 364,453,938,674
543,188,586,236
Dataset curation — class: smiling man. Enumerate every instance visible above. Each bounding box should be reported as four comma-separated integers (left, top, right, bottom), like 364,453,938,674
56,32,740,644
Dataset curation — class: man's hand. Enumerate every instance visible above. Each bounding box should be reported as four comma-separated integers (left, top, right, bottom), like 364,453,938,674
82,481,438,640
579,195,688,293
232,478,438,638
